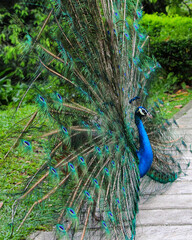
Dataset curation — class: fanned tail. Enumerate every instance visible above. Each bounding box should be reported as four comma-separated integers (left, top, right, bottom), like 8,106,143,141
1,0,190,239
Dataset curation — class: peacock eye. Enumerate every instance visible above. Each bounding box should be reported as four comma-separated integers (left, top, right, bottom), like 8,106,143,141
59,225,64,230
39,96,45,102
50,167,57,174
57,93,62,100
139,108,147,116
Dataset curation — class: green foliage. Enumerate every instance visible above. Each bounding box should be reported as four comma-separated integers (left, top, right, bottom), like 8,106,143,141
0,1,61,106
150,40,192,83
141,14,192,85
0,71,26,106
0,4,30,78
146,0,192,16
141,13,192,41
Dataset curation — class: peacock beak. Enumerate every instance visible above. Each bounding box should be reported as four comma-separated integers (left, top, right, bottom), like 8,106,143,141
147,112,153,118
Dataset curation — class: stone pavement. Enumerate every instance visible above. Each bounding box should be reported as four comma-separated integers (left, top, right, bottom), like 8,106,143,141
29,101,192,240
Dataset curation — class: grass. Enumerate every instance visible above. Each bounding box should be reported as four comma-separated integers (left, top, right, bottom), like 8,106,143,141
0,88,192,239
0,104,40,194
161,89,192,119
0,105,50,240
0,104,74,240
149,87,192,119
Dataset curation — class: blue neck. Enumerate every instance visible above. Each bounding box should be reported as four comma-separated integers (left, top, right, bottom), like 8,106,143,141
135,115,153,178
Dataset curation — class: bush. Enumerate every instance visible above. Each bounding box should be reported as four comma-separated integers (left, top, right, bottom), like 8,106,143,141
141,13,192,41
0,3,46,83
0,1,59,106
0,70,26,107
141,14,192,85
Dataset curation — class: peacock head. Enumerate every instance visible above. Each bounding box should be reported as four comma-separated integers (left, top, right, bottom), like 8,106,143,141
135,106,152,119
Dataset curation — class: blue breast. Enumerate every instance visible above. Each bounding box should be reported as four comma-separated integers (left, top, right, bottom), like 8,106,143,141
135,116,153,178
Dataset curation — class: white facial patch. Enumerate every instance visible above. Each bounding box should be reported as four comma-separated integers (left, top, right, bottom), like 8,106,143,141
139,108,146,116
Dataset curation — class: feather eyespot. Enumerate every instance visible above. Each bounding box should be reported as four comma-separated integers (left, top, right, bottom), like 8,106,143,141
58,224,65,231
23,140,30,147
50,167,57,175
39,96,45,103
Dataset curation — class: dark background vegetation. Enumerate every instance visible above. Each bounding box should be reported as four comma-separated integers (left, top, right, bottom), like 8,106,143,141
0,0,191,107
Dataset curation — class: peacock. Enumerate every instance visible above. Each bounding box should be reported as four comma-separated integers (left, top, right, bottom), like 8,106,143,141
1,0,190,239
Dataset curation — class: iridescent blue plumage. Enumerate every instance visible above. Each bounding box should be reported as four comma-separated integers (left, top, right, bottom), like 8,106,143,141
20,139,32,152
135,107,153,177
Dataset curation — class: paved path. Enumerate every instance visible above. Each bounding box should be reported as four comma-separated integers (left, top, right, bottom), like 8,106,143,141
29,101,192,240
136,100,192,240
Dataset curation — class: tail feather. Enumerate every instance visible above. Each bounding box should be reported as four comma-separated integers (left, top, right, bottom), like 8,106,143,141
1,0,190,239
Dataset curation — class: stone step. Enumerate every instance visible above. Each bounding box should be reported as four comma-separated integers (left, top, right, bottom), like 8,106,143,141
28,231,55,240
177,170,192,181
136,225,192,240
137,209,192,226
139,194,192,210
170,128,192,136
141,181,192,195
